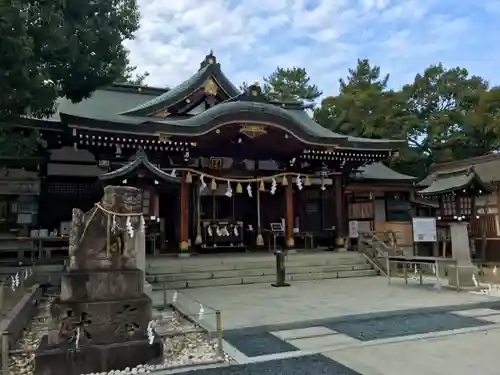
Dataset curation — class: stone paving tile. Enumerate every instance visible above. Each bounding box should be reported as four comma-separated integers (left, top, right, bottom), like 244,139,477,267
224,331,298,357
325,312,491,341
271,326,335,340
288,333,358,350
179,354,363,375
450,308,500,317
325,327,500,375
475,314,500,323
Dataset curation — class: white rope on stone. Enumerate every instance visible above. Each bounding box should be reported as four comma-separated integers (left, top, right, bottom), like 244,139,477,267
147,321,155,345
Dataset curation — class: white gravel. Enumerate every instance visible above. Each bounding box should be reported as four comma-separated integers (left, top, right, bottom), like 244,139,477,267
9,303,231,375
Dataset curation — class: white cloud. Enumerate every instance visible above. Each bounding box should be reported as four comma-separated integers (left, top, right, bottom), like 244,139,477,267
124,0,500,96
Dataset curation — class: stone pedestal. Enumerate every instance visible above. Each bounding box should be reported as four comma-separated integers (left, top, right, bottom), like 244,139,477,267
35,186,163,375
448,222,478,287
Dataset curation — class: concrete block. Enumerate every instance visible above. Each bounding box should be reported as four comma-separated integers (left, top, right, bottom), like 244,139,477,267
156,272,213,282
288,333,358,350
187,277,243,288
272,326,335,340
337,269,377,278
214,269,272,278
241,275,276,284
152,280,187,290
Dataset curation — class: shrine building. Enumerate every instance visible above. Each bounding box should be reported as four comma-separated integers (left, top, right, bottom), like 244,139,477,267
1,51,419,256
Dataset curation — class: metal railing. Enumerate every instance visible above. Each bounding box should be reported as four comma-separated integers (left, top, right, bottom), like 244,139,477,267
160,282,224,359
359,231,403,275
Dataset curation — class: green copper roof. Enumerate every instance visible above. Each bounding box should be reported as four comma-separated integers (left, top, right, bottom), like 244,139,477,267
120,59,240,116
354,162,416,181
47,86,162,122
99,149,180,183
417,167,490,196
61,100,406,150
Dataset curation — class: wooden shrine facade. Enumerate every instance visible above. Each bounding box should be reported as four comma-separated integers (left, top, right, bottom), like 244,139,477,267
419,154,500,261
2,51,415,253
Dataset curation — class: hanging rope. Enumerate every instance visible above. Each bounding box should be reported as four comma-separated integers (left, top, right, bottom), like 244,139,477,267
80,203,144,246
169,168,316,183
95,203,144,217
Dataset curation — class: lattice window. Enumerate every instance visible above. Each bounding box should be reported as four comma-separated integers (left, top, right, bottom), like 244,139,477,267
442,195,456,216
142,190,150,215
348,202,374,219
458,196,472,215
47,182,94,194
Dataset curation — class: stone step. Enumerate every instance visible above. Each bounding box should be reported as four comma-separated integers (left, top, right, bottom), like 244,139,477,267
147,263,372,283
151,269,378,289
147,255,366,275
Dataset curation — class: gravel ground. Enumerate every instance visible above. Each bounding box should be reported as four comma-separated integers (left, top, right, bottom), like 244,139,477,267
9,301,231,375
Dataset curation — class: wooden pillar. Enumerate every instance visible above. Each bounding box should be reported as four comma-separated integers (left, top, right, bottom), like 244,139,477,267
179,172,189,251
335,175,345,247
285,177,294,248
370,191,376,232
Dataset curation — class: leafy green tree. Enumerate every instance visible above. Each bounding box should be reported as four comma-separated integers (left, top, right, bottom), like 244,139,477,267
0,0,140,156
263,67,322,102
314,59,408,140
401,64,489,164
115,50,150,85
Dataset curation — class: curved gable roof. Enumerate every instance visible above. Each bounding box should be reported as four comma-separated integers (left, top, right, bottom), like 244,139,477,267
120,52,240,117
99,149,180,183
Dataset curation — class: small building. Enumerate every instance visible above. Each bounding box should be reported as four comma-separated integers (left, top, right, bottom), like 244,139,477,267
419,154,500,261
2,51,419,255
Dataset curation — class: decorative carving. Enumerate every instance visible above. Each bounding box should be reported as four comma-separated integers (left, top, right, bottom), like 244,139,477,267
59,310,93,345
115,303,140,338
68,208,83,268
153,110,170,117
239,125,267,139
203,78,218,97
209,157,223,170
157,133,170,143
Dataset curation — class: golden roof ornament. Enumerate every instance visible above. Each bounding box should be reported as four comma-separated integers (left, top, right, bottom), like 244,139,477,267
203,78,218,96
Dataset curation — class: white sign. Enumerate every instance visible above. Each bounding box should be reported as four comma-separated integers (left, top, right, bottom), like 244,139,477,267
349,220,359,238
412,217,437,242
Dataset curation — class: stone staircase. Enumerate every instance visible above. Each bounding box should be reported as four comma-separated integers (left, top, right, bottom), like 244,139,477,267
146,252,378,290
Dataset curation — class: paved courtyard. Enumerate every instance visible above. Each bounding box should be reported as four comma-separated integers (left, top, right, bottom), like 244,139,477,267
153,277,500,375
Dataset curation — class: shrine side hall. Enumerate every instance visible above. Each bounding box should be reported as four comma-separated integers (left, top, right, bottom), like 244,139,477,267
3,51,418,255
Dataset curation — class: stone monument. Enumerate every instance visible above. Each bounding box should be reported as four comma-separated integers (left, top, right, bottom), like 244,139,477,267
447,221,478,287
35,186,163,375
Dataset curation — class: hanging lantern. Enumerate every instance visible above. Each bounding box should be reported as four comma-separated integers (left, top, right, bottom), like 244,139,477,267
259,180,265,192
281,176,288,186
211,179,217,190
236,182,243,194
305,175,312,186
186,171,193,183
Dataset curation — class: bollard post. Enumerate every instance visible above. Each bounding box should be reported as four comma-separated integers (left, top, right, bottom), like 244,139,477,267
215,311,224,357
2,332,9,375
162,282,167,310
271,250,290,287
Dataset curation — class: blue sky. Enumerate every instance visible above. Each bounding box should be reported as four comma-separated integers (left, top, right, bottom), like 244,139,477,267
125,0,500,98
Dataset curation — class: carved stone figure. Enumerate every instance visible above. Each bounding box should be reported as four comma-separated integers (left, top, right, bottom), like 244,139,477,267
35,186,163,375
